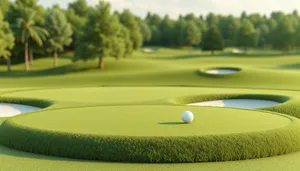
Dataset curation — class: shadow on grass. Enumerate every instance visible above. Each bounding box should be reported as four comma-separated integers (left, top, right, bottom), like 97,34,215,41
152,52,300,60
276,63,300,70
158,122,186,125
0,64,97,78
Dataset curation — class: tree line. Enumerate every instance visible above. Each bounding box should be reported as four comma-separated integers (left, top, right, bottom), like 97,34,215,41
1,0,300,71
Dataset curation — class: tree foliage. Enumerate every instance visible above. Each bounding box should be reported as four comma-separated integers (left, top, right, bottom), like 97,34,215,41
174,19,187,47
236,20,258,49
202,26,223,54
75,1,130,69
120,9,143,50
137,18,151,43
0,0,10,15
272,16,295,51
160,15,174,46
183,21,201,47
6,0,46,61
0,12,15,71
218,16,240,47
15,9,49,71
45,8,73,67
68,0,89,17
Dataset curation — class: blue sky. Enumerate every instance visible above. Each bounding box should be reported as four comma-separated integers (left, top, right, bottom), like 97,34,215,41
35,0,300,19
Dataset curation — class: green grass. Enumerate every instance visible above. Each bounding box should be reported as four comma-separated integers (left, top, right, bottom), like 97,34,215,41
1,89,300,163
1,48,300,169
0,107,300,163
7,106,291,136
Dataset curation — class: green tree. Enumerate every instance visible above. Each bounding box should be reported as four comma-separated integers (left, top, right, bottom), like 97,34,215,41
236,20,258,50
248,13,265,27
257,24,269,48
0,11,15,72
295,25,300,47
146,13,161,27
15,9,49,71
119,25,133,57
6,0,46,63
149,25,161,45
195,17,208,35
75,1,124,69
68,0,88,17
174,19,187,47
202,26,223,54
184,13,196,21
183,21,201,48
160,15,174,46
218,16,240,47
7,0,45,25
120,9,143,50
293,10,298,17
66,9,87,49
241,11,247,20
0,0,9,15
266,19,277,44
45,8,73,67
272,16,295,51
137,18,151,43
206,13,218,27
271,11,285,22
66,0,89,50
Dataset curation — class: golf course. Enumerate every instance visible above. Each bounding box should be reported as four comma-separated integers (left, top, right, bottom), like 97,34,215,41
2,0,300,170
0,48,300,170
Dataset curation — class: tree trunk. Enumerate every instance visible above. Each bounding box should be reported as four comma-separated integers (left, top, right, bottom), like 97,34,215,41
98,56,104,69
29,48,33,65
53,51,58,67
211,49,214,55
7,56,11,72
25,41,29,72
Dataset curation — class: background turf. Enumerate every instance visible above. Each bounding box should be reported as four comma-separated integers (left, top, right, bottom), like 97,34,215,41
1,48,300,169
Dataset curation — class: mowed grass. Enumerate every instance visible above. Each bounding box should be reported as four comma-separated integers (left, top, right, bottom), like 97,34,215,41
0,48,299,89
1,48,300,169
8,106,291,136
1,87,300,163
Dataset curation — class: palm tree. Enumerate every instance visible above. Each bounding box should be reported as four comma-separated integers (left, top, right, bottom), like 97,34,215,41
16,9,48,71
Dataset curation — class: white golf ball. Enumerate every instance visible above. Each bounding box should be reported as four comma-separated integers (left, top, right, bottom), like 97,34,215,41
182,111,194,123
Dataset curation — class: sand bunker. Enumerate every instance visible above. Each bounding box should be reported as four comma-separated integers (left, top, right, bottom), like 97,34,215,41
143,48,156,53
187,99,280,109
232,49,246,54
205,69,239,75
0,103,41,117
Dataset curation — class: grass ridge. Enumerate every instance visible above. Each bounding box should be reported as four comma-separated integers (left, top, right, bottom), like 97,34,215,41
0,112,299,163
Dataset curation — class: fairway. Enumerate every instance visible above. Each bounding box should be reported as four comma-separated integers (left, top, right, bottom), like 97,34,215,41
1,48,300,169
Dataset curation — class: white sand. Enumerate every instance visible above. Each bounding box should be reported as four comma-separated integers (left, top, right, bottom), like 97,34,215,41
205,69,238,75
187,99,280,109
0,103,41,117
143,48,156,53
232,49,246,54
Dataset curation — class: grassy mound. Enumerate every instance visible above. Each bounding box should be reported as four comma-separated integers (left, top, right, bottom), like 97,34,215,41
0,97,53,109
0,105,299,163
0,55,300,91
198,67,242,77
169,94,289,106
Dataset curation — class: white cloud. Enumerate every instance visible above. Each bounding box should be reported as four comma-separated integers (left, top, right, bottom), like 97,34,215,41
37,0,300,19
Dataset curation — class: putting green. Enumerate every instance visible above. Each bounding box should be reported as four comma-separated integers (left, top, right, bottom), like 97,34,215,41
1,105,300,163
6,106,292,136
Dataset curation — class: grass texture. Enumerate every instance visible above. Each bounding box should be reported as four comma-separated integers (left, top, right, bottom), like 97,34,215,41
0,93,299,163
0,112,300,163
1,48,300,169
